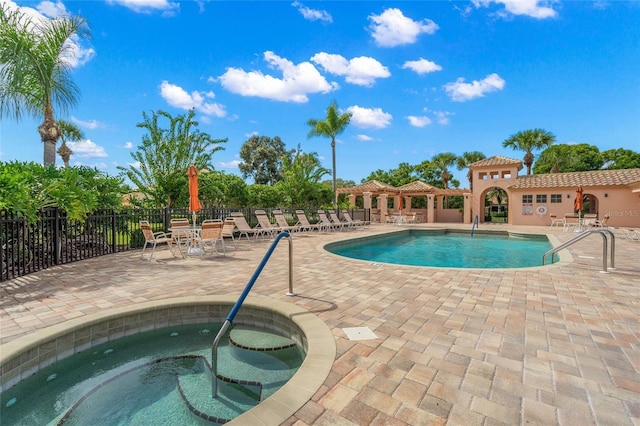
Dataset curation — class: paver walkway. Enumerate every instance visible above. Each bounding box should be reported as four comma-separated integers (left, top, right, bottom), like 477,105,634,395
1,223,639,425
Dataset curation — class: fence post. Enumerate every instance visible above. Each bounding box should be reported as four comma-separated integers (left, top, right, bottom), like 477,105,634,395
52,208,59,265
110,209,117,254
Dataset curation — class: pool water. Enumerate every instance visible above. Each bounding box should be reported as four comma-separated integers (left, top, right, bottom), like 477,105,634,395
327,230,556,268
0,323,303,425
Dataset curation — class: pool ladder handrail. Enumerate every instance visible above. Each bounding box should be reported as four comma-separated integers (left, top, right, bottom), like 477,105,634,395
471,214,479,237
211,231,293,398
542,228,615,272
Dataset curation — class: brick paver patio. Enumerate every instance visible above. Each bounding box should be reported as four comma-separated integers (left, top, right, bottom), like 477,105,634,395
1,223,639,425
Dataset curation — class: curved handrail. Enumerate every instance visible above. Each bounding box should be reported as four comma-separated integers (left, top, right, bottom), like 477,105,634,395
471,214,479,237
211,231,292,398
542,228,615,272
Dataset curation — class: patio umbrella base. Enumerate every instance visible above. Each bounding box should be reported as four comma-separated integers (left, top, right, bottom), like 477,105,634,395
187,247,205,256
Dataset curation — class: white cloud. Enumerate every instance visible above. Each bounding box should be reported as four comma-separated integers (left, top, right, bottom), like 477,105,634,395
402,58,442,75
67,139,108,158
433,111,453,125
159,81,226,117
347,105,392,129
71,116,105,130
369,8,439,47
356,134,374,142
107,0,180,15
219,160,241,169
123,141,133,149
3,1,95,68
407,115,432,127
444,73,505,102
472,0,557,19
218,51,338,103
291,1,332,23
311,53,390,87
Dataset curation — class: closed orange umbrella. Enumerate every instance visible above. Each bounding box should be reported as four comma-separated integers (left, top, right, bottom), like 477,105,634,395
187,165,202,223
574,185,583,213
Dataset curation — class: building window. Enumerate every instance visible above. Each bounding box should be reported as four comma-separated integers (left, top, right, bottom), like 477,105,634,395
550,194,562,203
536,194,547,203
522,195,532,204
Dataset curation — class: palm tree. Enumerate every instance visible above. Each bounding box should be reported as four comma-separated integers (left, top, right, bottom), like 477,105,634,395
306,101,352,208
56,119,84,167
0,4,90,166
431,152,457,189
456,151,486,190
502,128,556,175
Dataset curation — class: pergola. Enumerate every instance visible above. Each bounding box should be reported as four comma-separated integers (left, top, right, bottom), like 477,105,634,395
337,180,469,223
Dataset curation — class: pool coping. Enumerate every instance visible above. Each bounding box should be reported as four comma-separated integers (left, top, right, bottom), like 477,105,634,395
321,227,572,271
0,295,336,425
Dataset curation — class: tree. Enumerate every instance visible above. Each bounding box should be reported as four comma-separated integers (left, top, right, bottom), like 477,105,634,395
117,109,227,208
431,152,458,189
600,148,640,170
238,135,292,185
456,151,485,190
198,170,249,208
247,184,281,208
276,146,330,209
56,119,84,167
533,143,603,174
306,101,352,208
502,128,555,175
0,4,91,166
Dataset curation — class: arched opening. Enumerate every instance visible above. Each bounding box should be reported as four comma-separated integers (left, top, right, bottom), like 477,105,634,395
580,193,599,215
483,187,509,223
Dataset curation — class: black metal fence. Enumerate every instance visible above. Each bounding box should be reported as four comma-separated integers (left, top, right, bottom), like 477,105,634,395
1,207,370,282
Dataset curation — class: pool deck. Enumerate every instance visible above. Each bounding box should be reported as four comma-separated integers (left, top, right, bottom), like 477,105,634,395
1,223,639,425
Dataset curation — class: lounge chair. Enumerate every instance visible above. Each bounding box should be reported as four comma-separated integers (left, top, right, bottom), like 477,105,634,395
317,210,340,231
273,209,299,233
294,210,322,232
328,210,350,230
254,209,280,238
341,210,369,228
229,212,265,240
197,219,225,255
622,228,640,241
139,220,176,260
221,217,237,249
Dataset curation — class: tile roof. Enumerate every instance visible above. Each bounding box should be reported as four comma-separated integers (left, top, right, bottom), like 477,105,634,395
469,155,523,169
509,168,640,189
336,179,396,194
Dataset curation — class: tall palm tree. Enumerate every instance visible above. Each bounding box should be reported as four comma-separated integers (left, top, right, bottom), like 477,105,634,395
306,101,352,208
456,151,486,190
431,152,457,189
56,119,84,167
502,128,556,175
0,4,90,166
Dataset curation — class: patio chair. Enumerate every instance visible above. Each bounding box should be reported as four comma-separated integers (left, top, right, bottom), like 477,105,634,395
169,218,192,257
317,210,340,231
229,212,266,240
342,210,369,228
273,209,299,233
294,210,322,233
197,219,225,255
139,221,177,261
221,217,237,250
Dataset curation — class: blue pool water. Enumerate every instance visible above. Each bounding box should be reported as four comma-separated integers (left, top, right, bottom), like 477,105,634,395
326,230,555,268
0,323,303,425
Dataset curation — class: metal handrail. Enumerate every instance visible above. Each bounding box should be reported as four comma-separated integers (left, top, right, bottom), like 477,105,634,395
471,214,479,237
542,228,615,272
211,231,293,398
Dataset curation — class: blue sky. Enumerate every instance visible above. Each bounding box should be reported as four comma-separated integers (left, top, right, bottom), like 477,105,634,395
1,0,639,187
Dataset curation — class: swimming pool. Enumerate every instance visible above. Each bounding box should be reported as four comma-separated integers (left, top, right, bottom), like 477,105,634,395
325,229,557,268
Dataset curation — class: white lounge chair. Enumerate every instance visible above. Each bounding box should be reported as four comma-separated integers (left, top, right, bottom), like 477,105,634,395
294,210,322,232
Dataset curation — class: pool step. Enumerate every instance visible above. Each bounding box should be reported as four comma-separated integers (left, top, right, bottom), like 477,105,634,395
229,326,297,352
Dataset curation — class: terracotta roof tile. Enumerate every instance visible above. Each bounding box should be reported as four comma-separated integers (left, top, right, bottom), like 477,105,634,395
509,169,640,189
469,155,522,168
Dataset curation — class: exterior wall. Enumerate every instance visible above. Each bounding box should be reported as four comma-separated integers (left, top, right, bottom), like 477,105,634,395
439,208,463,223
508,186,640,228
471,166,518,224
